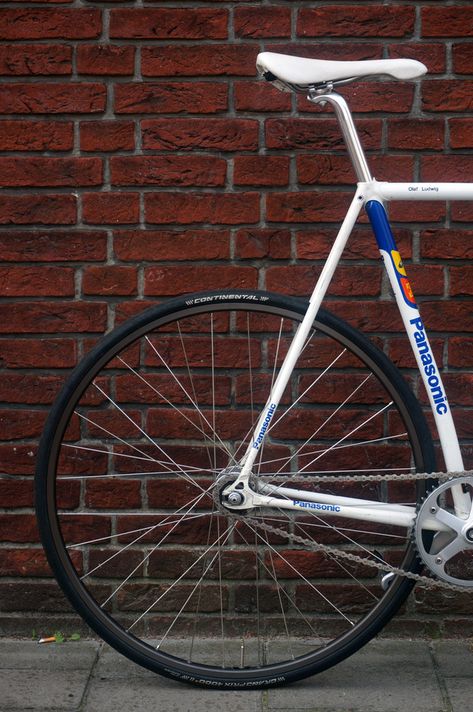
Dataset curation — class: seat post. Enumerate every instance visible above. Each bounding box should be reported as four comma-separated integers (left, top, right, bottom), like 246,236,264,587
308,90,372,183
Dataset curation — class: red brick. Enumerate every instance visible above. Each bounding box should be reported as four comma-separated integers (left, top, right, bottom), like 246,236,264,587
453,44,473,74
0,194,76,225
422,81,473,112
266,265,382,297
420,230,473,260
269,42,383,63
0,120,73,151
0,548,58,577
145,192,260,225
141,44,257,77
144,265,257,296
403,264,445,296
80,121,135,152
114,82,227,114
0,266,74,297
82,265,137,296
0,445,36,476
388,43,446,74
388,119,444,151
0,82,106,114
265,118,382,151
234,81,291,112
82,192,140,225
0,302,107,334
0,157,102,187
85,479,142,509
388,202,446,223
77,45,135,76
452,202,473,222
233,156,290,186
449,119,473,149
235,228,291,260
309,83,415,114
0,484,34,511
0,338,76,368
0,374,65,404
296,228,398,261
0,512,39,543
141,118,258,151
418,302,473,332
0,410,46,440
234,7,291,38
450,266,473,297
114,230,230,261
110,8,228,40
0,230,106,262
422,6,473,37
266,191,352,224
297,155,414,185
421,155,473,182
298,6,415,38
0,9,101,39
110,155,226,187
450,338,473,367
0,45,72,75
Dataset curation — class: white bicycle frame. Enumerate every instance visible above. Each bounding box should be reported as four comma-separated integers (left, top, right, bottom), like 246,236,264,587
224,89,472,532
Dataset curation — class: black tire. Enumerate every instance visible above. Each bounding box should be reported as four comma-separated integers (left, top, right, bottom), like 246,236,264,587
36,290,435,689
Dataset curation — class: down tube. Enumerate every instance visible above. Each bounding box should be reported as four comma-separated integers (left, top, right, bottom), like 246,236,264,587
365,200,465,475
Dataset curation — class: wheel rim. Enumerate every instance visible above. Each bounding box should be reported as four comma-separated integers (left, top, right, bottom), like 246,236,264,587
39,294,432,683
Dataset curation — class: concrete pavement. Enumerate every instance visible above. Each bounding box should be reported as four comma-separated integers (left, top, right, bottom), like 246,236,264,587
0,638,472,711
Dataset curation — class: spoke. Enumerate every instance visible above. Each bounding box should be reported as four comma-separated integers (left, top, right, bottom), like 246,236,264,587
271,484,402,570
66,513,209,549
176,321,225,474
71,415,158,463
254,433,409,472
100,486,214,607
59,466,220,481
155,521,236,652
90,382,207,492
277,374,374,476
299,401,395,474
232,316,285,463
127,523,234,633
145,335,235,465
116,354,233,465
237,524,318,654
243,518,355,625
269,348,347,432
294,520,378,600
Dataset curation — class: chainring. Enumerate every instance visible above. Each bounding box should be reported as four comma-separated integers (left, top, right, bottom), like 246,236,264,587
414,476,473,588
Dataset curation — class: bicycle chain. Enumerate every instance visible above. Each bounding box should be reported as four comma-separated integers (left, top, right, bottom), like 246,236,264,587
245,469,473,595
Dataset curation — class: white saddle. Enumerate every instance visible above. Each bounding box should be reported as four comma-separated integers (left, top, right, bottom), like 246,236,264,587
256,52,427,91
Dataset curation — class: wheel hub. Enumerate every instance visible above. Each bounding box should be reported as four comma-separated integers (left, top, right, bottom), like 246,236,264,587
414,476,473,588
213,465,258,513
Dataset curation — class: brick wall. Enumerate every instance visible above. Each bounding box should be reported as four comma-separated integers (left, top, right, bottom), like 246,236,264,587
0,1,472,636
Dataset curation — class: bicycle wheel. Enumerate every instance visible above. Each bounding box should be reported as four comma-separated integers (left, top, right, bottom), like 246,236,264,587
36,290,435,688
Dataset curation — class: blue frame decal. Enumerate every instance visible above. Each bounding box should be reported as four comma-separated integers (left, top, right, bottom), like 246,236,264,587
365,200,417,309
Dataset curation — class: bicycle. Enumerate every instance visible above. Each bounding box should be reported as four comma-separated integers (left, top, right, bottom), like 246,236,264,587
35,52,473,689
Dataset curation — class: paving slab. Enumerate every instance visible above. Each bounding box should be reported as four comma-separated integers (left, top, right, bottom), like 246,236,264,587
0,637,472,712
83,676,261,712
87,643,261,712
432,640,473,677
0,640,99,711
265,640,445,712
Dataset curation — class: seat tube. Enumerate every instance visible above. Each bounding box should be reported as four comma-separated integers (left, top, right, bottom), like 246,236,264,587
366,199,468,514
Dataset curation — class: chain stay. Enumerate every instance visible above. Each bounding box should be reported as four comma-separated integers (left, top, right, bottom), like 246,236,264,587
246,469,473,595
